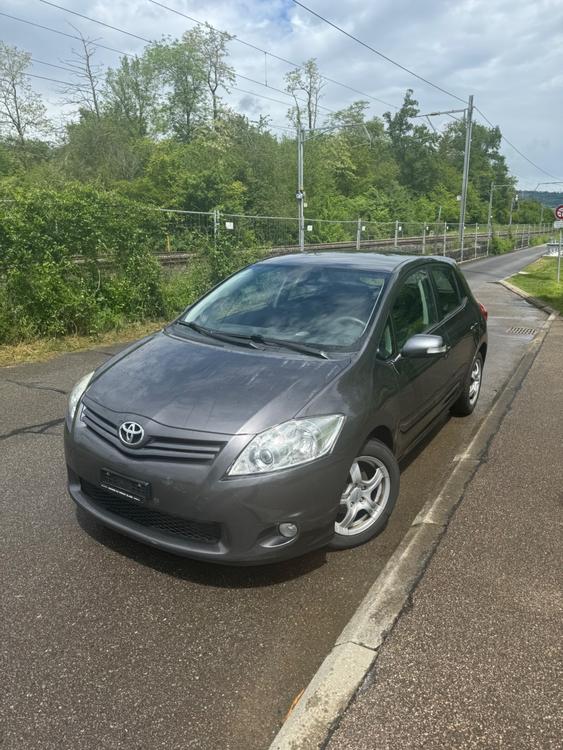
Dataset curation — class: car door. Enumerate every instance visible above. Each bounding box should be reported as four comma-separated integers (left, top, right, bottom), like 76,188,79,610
429,263,476,397
389,267,453,449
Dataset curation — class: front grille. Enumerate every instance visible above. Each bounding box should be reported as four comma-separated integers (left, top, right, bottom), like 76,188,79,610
81,405,226,463
80,479,221,545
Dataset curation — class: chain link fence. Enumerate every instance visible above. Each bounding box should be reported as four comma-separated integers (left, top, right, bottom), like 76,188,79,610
154,207,552,266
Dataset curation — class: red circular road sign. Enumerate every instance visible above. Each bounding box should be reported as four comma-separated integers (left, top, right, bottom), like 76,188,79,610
555,205,563,220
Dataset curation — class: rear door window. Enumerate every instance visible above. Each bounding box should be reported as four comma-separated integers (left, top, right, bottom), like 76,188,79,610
430,265,462,318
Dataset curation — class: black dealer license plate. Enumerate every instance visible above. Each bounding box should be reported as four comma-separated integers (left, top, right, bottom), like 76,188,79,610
100,468,151,504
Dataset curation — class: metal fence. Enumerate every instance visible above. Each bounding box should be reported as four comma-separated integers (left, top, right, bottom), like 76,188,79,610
154,207,552,265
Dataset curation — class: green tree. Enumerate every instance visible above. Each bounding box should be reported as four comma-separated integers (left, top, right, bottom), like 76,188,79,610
105,54,159,137
193,23,235,125
0,42,51,143
285,59,325,130
148,33,209,141
383,89,439,194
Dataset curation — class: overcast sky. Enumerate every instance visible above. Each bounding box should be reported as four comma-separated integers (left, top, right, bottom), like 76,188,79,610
2,0,563,190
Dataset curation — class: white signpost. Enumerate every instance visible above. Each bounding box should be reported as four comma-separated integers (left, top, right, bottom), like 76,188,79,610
554,205,563,283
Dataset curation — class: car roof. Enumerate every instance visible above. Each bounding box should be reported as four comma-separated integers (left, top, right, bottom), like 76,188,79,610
258,252,456,273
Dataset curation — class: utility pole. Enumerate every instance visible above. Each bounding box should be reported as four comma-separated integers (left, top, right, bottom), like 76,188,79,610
296,126,305,252
509,192,516,228
458,94,474,261
488,181,513,251
487,180,494,251
356,218,362,251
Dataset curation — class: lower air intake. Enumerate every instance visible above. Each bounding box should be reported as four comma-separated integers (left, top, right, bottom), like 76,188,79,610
80,479,221,545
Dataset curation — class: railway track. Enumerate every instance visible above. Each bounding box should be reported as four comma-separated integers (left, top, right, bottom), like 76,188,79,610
152,229,544,267
66,229,545,268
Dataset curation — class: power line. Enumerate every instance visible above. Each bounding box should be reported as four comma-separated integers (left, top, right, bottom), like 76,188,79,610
146,0,398,109
475,107,562,181
25,57,327,129
0,11,133,57
235,73,337,114
5,71,82,88
291,0,466,105
37,0,395,111
291,2,563,182
25,6,339,117
37,0,150,43
31,58,79,74
231,86,296,109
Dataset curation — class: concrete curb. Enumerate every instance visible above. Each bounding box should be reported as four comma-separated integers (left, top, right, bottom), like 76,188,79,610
497,278,559,316
269,308,556,750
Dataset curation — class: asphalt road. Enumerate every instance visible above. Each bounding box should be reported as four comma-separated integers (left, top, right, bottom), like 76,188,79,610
0,245,548,750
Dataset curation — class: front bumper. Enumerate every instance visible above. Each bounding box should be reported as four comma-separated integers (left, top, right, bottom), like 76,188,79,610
64,412,351,565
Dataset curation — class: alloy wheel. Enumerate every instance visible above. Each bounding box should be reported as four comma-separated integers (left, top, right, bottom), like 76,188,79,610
468,359,482,405
335,456,391,536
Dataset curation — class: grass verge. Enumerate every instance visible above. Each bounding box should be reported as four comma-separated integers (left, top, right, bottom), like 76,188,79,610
509,257,563,314
0,319,166,368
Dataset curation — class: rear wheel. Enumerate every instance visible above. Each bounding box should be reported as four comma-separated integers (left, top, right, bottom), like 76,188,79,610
329,439,399,550
451,351,483,416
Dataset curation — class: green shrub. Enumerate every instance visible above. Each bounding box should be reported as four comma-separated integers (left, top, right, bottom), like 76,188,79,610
490,236,514,255
0,185,263,344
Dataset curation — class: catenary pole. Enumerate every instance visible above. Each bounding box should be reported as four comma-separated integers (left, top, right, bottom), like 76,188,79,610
297,127,305,251
458,94,474,261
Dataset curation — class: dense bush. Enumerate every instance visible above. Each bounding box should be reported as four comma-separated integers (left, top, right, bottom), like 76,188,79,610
0,185,168,342
489,236,514,255
490,232,550,255
0,185,262,344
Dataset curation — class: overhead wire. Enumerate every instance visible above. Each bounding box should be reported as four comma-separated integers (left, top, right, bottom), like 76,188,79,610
475,106,562,181
14,7,340,117
145,0,398,109
291,0,467,104
292,2,562,180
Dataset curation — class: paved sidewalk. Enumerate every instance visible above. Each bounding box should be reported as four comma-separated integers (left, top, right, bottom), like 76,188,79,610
327,319,563,750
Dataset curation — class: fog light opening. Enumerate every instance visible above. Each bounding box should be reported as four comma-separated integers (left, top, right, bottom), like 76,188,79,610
278,522,298,539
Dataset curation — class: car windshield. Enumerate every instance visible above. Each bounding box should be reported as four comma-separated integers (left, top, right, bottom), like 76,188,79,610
181,262,389,350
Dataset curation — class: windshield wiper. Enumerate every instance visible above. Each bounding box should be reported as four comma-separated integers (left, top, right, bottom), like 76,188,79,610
178,322,327,358
177,321,260,349
249,334,328,359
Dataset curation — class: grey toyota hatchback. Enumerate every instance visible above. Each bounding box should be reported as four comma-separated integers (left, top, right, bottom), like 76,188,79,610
65,253,487,564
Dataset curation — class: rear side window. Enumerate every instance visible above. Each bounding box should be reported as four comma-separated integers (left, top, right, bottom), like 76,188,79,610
431,266,462,317
391,269,438,350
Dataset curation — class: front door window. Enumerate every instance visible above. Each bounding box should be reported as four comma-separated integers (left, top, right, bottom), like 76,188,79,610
391,269,438,349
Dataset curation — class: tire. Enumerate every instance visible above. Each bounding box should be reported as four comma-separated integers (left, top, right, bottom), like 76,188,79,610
328,439,400,550
451,351,483,417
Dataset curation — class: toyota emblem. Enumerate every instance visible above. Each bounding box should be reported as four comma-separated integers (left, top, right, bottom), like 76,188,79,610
119,421,145,446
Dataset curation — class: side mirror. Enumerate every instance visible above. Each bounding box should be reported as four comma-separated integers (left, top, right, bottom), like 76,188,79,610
401,334,449,358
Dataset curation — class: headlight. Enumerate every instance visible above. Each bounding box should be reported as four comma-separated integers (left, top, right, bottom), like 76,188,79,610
67,371,94,421
228,414,344,476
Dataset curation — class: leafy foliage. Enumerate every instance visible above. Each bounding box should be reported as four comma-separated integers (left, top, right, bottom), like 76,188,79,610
0,35,549,345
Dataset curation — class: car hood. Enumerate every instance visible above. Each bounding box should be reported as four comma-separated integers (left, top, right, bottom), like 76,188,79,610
86,330,348,435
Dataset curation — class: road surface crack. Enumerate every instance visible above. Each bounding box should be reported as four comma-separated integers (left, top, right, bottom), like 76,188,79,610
0,378,68,396
0,377,68,396
0,417,65,442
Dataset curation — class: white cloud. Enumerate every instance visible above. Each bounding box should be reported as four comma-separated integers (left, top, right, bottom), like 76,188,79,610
2,0,562,187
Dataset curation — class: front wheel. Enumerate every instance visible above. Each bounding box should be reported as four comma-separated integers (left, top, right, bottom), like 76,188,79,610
328,439,400,550
451,351,483,417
